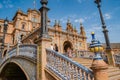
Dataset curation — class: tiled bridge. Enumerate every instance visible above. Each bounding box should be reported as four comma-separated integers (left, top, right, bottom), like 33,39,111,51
0,44,120,80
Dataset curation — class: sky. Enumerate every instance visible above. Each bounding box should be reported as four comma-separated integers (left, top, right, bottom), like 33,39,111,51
0,0,120,43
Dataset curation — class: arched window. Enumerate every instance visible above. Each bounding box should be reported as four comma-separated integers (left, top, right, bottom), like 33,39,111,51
0,25,2,32
20,34,24,40
22,24,25,30
32,15,37,22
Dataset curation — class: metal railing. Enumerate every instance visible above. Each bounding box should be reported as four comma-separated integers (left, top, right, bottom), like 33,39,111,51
2,44,37,63
46,49,94,80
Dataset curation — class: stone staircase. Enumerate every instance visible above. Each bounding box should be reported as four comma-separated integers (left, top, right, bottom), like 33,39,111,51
72,58,120,80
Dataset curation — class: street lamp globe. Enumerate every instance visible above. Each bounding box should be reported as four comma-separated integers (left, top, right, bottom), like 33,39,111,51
94,0,101,4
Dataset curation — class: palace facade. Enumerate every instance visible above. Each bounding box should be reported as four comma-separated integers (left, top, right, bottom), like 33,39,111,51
0,9,87,57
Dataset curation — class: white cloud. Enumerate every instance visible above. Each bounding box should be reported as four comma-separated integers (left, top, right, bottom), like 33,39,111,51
104,13,111,20
3,0,14,8
0,3,3,8
77,0,90,4
5,4,14,8
77,0,82,3
75,18,84,23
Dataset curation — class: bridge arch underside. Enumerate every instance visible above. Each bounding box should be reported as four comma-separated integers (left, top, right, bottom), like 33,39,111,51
0,62,27,80
63,41,73,52
0,56,36,80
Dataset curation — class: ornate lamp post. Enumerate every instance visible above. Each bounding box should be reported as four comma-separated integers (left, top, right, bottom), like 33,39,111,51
1,18,9,54
94,0,115,65
39,0,49,38
89,32,108,80
94,0,111,50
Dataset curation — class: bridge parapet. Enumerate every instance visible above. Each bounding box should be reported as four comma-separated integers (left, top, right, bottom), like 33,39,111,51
46,49,94,80
114,54,120,67
73,50,94,59
2,44,37,63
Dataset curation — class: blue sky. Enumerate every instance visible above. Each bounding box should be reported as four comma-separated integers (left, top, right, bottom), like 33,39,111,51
0,0,120,43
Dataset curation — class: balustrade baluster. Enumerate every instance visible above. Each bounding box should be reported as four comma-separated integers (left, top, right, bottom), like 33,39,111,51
81,70,85,80
90,74,94,80
67,61,71,80
49,52,53,68
59,58,62,74
53,54,57,70
57,57,61,73
77,67,81,80
46,51,50,66
63,60,66,78
73,65,77,80
52,52,55,69
85,73,88,80
63,59,68,79
61,58,64,76
71,64,74,80
46,49,94,80
55,56,58,72
69,63,72,79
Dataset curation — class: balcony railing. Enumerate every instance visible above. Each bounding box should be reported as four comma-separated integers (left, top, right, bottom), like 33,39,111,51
46,49,94,80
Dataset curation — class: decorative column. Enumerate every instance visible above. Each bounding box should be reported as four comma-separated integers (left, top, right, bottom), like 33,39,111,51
94,0,115,66
36,0,52,80
89,32,108,80
39,0,49,38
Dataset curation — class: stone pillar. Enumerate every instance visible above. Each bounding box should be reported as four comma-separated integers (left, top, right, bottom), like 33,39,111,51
91,59,108,80
36,38,51,80
106,49,115,66
37,0,51,80
89,32,108,80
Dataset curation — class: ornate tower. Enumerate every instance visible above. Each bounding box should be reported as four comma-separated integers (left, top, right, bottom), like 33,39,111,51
39,0,49,38
66,19,73,32
80,23,86,36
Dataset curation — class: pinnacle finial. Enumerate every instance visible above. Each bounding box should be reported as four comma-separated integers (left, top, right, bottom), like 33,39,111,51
67,19,70,24
33,0,36,9
58,20,61,26
74,26,76,30
54,20,57,26
40,0,48,5
91,32,95,40
80,22,82,26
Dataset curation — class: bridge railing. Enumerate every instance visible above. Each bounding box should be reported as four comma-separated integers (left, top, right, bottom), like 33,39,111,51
46,49,94,80
114,54,120,67
73,50,94,59
2,44,37,62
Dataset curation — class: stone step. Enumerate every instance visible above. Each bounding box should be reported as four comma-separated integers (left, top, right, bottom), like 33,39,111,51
108,67,120,72
109,70,120,77
109,74,120,80
72,58,120,80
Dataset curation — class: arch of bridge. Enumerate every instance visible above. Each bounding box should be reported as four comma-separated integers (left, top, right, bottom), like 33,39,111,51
0,56,36,80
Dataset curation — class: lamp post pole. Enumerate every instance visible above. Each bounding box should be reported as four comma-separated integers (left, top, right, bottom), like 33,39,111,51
39,0,49,38
94,0,115,66
94,0,111,50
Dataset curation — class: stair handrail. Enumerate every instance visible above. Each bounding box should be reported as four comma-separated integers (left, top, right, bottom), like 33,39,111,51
46,49,94,80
